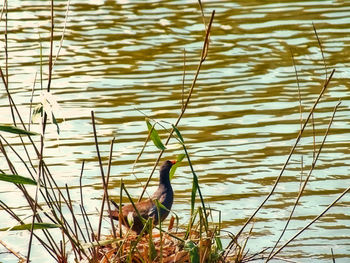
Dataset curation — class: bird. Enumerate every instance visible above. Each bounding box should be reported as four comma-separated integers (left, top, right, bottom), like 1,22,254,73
110,160,176,234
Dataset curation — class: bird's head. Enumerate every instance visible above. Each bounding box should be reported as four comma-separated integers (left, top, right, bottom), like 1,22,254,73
159,160,177,182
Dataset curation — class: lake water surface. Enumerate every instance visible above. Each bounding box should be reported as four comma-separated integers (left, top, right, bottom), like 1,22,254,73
0,0,349,262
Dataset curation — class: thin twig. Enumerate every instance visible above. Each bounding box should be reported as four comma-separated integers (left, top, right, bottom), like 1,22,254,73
266,101,341,261
299,155,303,191
269,177,350,260
182,48,186,111
0,0,6,22
138,10,215,202
290,48,302,130
79,161,85,208
91,111,106,241
0,138,17,173
28,72,37,131
103,138,116,238
225,69,335,257
331,248,336,263
118,178,123,239
52,0,70,68
80,205,93,243
26,2,57,257
0,200,59,260
312,23,327,80
65,184,86,244
4,0,7,86
198,0,207,33
26,132,45,262
291,48,305,192
0,1,15,125
0,240,26,261
312,112,316,161
47,0,54,92
130,119,153,197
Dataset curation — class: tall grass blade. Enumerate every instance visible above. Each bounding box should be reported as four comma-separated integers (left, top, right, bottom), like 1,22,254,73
0,125,38,136
148,222,157,261
191,175,198,219
171,125,207,222
0,223,60,231
172,124,184,143
169,153,185,180
185,240,200,263
268,182,350,261
155,200,170,212
215,236,223,252
51,112,59,134
81,238,120,249
0,173,38,185
137,11,215,201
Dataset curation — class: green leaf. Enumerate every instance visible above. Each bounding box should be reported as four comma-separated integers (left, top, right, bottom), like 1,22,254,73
155,199,180,232
172,124,184,143
154,199,169,212
52,112,60,134
169,153,185,180
0,125,38,136
148,225,157,261
0,223,60,231
215,236,223,252
176,153,185,163
32,99,61,135
191,171,199,216
32,104,43,123
184,240,200,263
146,118,166,150
0,173,37,185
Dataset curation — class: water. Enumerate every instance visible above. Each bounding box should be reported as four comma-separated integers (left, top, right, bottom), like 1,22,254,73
0,0,349,262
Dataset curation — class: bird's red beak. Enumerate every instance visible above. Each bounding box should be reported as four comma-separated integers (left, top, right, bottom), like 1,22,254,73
171,160,176,165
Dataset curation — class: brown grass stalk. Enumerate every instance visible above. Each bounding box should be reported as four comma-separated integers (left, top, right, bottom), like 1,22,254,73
290,48,302,131
182,49,186,111
138,10,215,202
91,110,107,241
225,68,335,258
103,138,116,238
0,240,26,261
312,22,328,80
269,178,350,260
266,101,341,261
331,248,335,263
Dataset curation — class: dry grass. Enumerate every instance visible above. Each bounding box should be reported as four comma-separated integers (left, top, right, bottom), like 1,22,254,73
95,219,227,263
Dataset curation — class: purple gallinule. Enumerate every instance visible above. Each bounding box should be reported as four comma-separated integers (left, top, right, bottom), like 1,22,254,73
110,160,176,234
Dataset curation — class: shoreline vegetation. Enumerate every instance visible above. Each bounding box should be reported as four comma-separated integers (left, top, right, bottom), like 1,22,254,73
0,1,348,262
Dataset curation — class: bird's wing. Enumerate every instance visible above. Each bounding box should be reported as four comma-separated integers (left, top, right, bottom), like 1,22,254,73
119,199,154,219
135,199,154,218
147,205,157,218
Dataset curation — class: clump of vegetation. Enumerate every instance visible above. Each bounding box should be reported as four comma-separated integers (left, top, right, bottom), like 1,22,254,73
0,1,348,263
96,213,224,262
